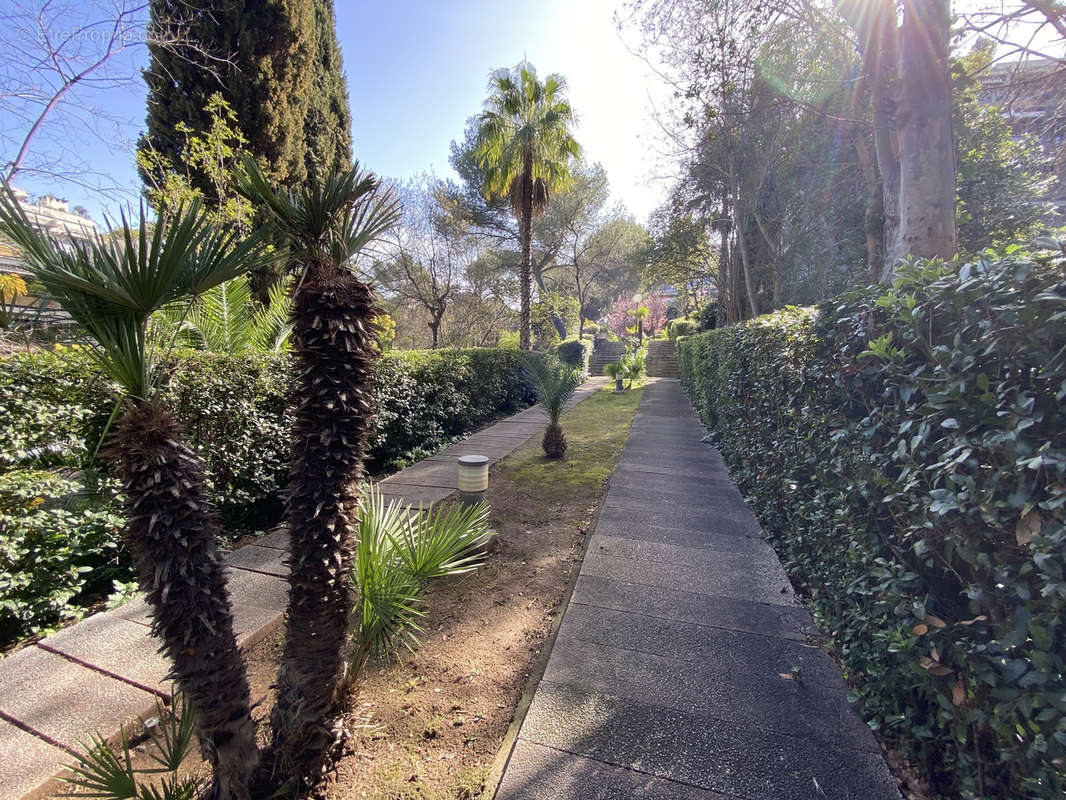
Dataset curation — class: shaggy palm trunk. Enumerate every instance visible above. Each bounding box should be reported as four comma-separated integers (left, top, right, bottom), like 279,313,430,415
518,153,534,352
542,422,567,459
268,267,378,785
111,402,258,800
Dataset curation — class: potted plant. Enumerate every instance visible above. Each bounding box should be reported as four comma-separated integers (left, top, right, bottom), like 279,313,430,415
604,361,624,392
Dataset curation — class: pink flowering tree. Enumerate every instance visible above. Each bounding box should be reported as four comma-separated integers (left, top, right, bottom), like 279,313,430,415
607,292,669,339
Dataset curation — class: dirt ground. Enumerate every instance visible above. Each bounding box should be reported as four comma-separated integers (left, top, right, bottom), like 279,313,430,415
228,387,642,800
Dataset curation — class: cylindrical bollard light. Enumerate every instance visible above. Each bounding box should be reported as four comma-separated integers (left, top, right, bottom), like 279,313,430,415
457,454,489,506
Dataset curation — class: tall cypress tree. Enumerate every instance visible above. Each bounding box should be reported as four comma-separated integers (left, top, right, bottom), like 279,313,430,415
303,0,352,180
140,0,350,192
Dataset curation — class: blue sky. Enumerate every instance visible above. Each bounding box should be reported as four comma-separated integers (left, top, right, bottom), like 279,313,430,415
5,0,669,224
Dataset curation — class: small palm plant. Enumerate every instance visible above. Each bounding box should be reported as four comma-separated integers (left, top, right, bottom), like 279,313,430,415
348,485,492,683
521,354,582,459
0,186,273,797
604,361,624,392
62,692,200,800
620,347,646,389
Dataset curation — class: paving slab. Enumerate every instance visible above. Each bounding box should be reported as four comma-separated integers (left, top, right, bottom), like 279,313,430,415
593,514,768,551
589,531,780,572
36,612,172,696
609,461,734,480
540,639,876,751
0,719,69,800
224,544,289,577
0,646,158,751
595,505,763,539
496,379,899,800
580,548,797,605
520,683,899,800
569,575,816,641
255,528,289,550
557,602,842,684
497,740,729,800
608,470,740,496
606,481,746,509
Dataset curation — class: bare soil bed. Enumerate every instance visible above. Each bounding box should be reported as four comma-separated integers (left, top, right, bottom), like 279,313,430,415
210,386,642,800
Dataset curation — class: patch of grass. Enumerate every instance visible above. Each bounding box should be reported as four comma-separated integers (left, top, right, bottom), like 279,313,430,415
497,385,643,499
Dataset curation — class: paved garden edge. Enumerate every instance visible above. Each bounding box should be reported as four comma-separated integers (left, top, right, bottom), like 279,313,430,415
493,378,902,800
0,378,605,800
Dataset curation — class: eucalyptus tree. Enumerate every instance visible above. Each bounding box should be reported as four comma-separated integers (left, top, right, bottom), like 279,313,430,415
0,188,272,799
474,62,581,350
236,156,400,787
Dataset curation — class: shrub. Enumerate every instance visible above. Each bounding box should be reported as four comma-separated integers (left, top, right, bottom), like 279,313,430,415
678,250,1066,799
555,338,590,376
0,348,115,469
0,347,535,646
666,318,697,341
160,352,291,530
0,469,128,646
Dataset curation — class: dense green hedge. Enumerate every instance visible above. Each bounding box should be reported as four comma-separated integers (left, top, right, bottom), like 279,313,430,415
0,346,535,646
678,251,1066,799
555,338,591,375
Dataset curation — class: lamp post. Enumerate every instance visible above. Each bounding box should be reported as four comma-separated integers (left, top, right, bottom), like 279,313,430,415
457,455,489,506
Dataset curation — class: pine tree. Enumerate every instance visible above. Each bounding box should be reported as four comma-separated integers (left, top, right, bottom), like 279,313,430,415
140,0,350,192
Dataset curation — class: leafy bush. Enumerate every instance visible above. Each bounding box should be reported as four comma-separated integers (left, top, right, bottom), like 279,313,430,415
555,338,591,376
0,347,534,646
0,348,115,469
160,352,291,529
666,318,698,341
0,469,128,645
678,249,1066,799
370,348,535,471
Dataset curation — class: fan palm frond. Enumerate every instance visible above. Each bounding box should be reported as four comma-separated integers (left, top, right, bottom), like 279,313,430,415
250,278,294,352
519,353,582,424
236,155,401,274
0,183,275,398
350,486,493,671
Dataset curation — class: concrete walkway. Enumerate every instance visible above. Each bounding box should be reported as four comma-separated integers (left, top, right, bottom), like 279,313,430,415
495,379,901,800
0,378,605,800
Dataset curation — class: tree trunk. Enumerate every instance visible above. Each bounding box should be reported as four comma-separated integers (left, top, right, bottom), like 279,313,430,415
715,210,730,327
733,206,761,319
854,127,884,283
893,0,956,267
869,0,902,279
518,152,534,351
111,401,258,800
268,269,378,786
531,267,566,340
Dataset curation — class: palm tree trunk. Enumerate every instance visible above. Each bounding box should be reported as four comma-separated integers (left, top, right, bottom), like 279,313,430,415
111,401,258,800
519,153,534,351
268,268,378,785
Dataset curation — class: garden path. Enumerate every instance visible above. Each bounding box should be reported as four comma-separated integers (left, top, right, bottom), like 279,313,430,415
0,377,606,800
494,378,902,800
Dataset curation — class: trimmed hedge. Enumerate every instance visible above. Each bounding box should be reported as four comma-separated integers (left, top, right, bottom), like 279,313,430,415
678,252,1066,799
555,338,591,376
666,318,698,341
0,346,535,645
